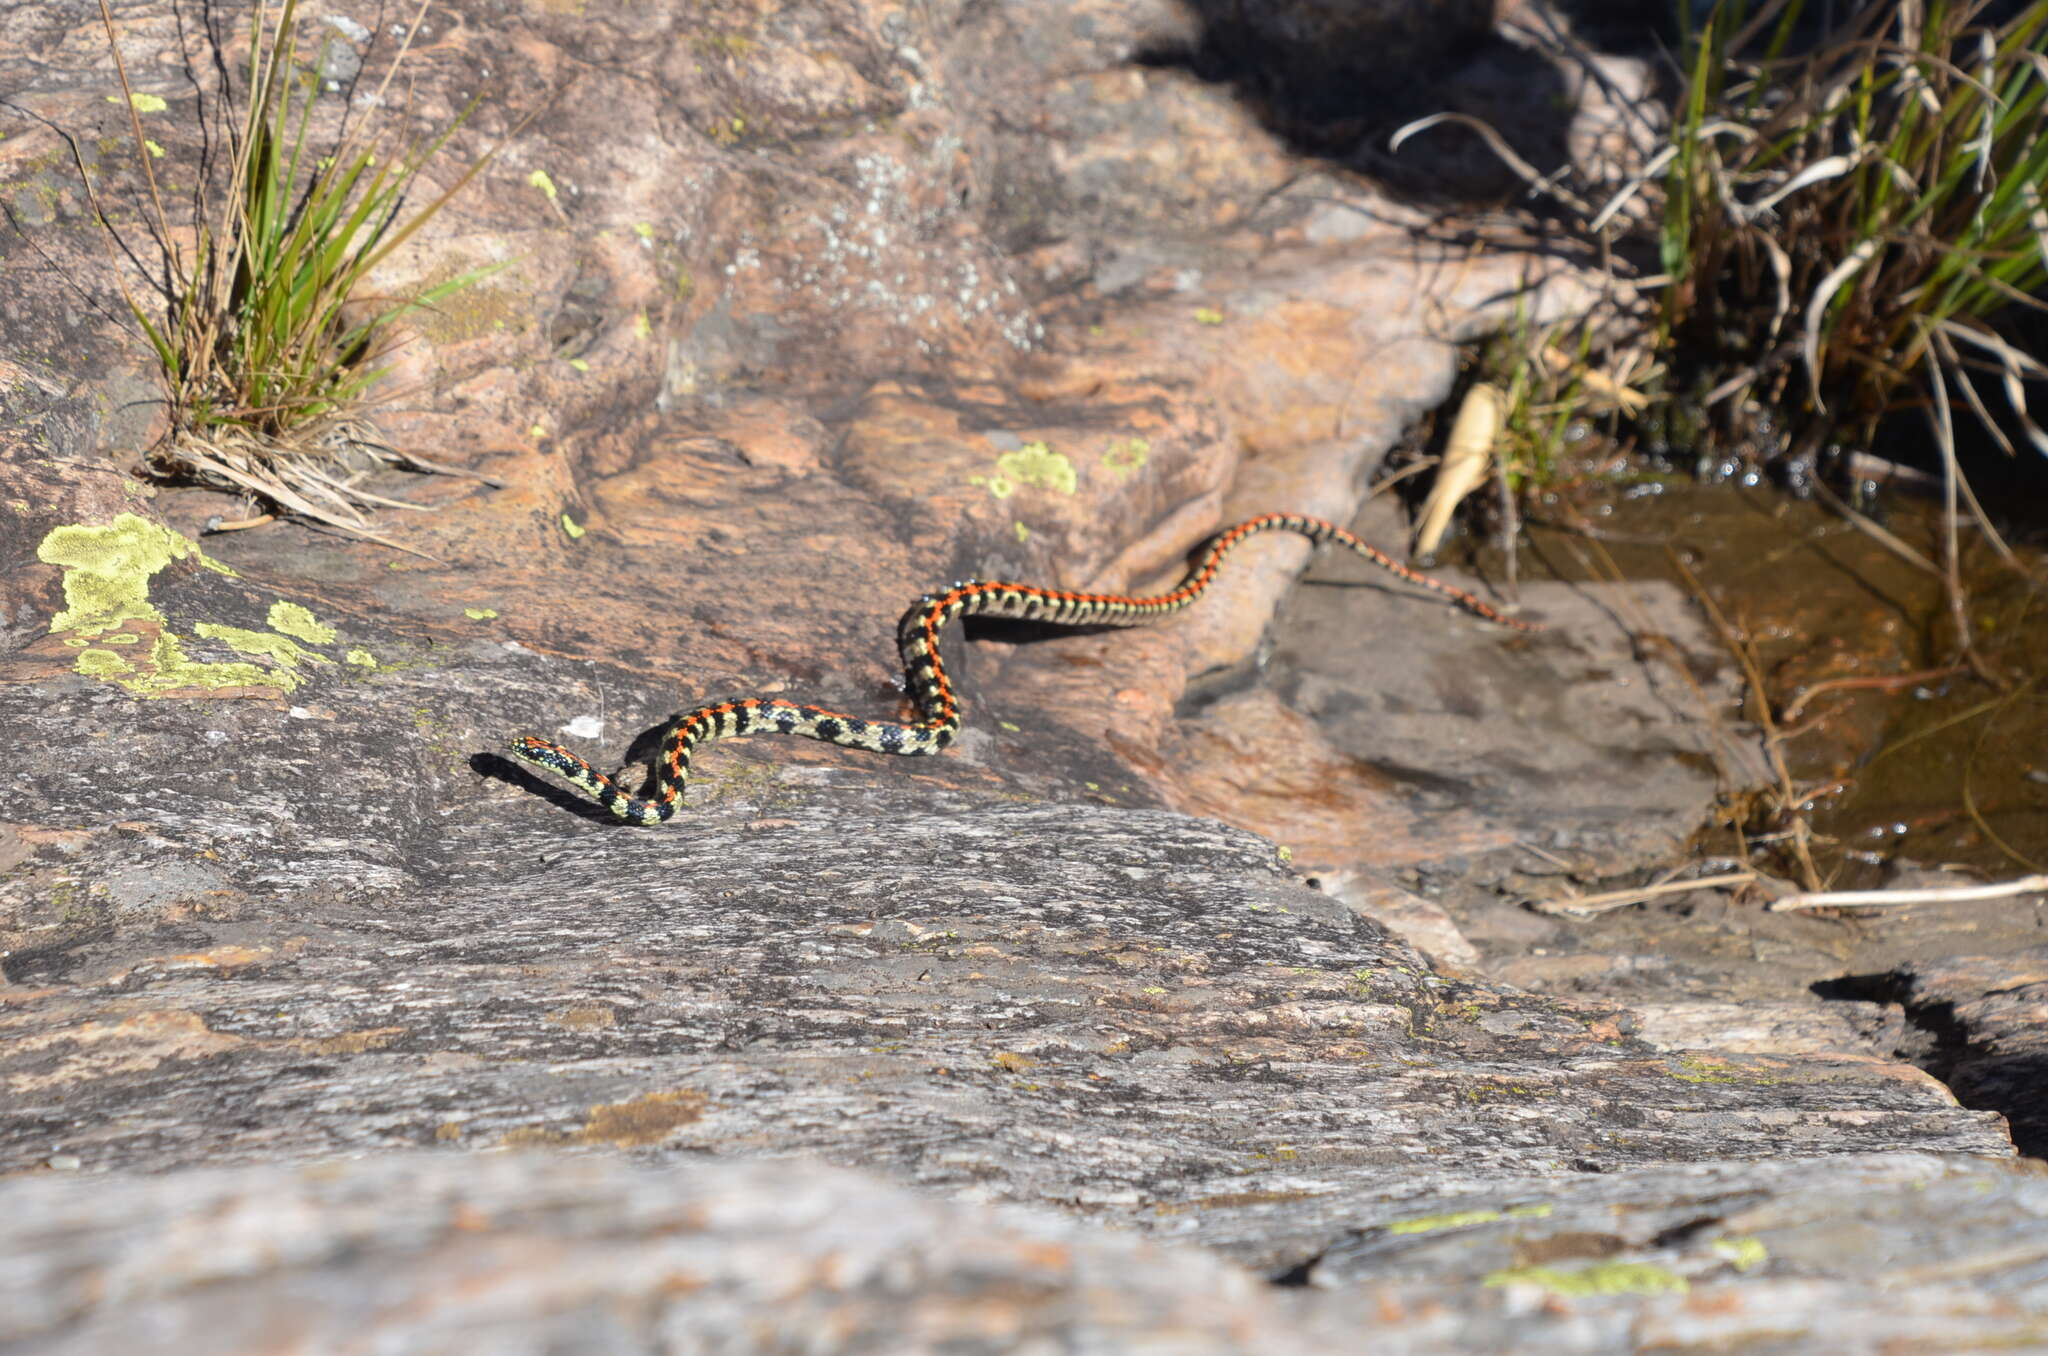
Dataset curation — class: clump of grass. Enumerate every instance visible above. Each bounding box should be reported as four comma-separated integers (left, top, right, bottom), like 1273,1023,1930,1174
93,0,504,538
1655,0,2048,464
1409,0,2048,663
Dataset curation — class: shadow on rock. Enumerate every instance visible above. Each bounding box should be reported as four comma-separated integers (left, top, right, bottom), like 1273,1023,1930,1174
1130,0,1576,197
470,751,633,828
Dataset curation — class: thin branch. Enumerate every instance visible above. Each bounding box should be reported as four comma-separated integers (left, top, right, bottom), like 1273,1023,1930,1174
1768,873,2048,911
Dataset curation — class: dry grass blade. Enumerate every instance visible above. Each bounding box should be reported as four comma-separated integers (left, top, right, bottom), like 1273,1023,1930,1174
1530,869,1758,918
1738,151,1863,221
1389,112,1596,216
1937,319,2048,460
1671,549,1823,891
1808,479,1941,576
1779,664,1968,724
1799,238,1880,415
1961,675,2044,872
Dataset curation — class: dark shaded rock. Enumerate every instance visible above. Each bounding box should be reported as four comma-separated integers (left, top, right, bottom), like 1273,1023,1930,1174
1881,947,2048,1159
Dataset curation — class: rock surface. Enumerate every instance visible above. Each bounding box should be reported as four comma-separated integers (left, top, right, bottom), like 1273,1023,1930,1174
2,0,2045,1351
6,1151,2048,1354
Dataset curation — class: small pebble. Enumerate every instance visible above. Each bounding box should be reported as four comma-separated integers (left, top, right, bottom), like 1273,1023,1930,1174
47,1155,81,1171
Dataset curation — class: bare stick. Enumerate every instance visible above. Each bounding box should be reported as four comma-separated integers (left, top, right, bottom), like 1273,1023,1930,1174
1767,874,2048,912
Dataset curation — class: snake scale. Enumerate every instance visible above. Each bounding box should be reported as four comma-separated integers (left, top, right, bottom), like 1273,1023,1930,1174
510,512,1539,824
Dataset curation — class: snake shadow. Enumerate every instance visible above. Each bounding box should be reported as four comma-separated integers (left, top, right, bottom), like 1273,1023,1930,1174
471,751,639,827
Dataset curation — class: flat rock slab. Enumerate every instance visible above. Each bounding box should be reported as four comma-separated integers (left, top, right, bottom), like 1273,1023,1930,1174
6,1150,2046,1354
2,787,2009,1203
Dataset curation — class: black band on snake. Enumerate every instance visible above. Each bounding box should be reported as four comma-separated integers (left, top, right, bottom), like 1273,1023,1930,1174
510,512,1539,824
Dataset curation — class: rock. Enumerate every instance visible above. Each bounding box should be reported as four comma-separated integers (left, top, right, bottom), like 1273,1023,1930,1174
0,1154,1330,1354
6,1150,2047,1353
2,0,2043,1348
1279,1151,2048,1352
1884,948,2048,1159
5,791,2006,1187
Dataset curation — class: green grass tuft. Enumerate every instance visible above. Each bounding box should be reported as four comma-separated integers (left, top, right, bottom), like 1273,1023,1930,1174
93,0,507,540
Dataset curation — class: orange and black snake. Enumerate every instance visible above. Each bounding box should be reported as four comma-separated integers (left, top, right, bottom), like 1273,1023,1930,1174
510,512,1539,823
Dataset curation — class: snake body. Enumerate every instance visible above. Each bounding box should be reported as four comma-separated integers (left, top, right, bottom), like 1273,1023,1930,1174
510,512,1538,824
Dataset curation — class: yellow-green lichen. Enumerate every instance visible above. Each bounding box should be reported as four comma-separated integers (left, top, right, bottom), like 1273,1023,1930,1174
35,514,349,696
561,513,586,539
972,441,1077,499
1194,306,1225,326
694,32,756,59
1712,1236,1768,1272
527,169,558,202
1388,1208,1507,1235
193,623,332,686
38,513,234,637
74,648,134,678
109,92,168,113
266,600,335,645
129,629,279,694
1670,1055,1780,1085
1483,1262,1689,1297
465,608,499,621
1101,437,1150,479
344,649,378,669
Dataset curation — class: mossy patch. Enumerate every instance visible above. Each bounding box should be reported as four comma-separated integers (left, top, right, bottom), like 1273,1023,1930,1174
1389,1208,1509,1235
1669,1054,1781,1085
1386,1202,1553,1235
501,1090,707,1150
1712,1235,1769,1272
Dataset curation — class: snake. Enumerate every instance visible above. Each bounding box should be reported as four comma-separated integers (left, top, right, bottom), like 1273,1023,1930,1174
510,512,1540,824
